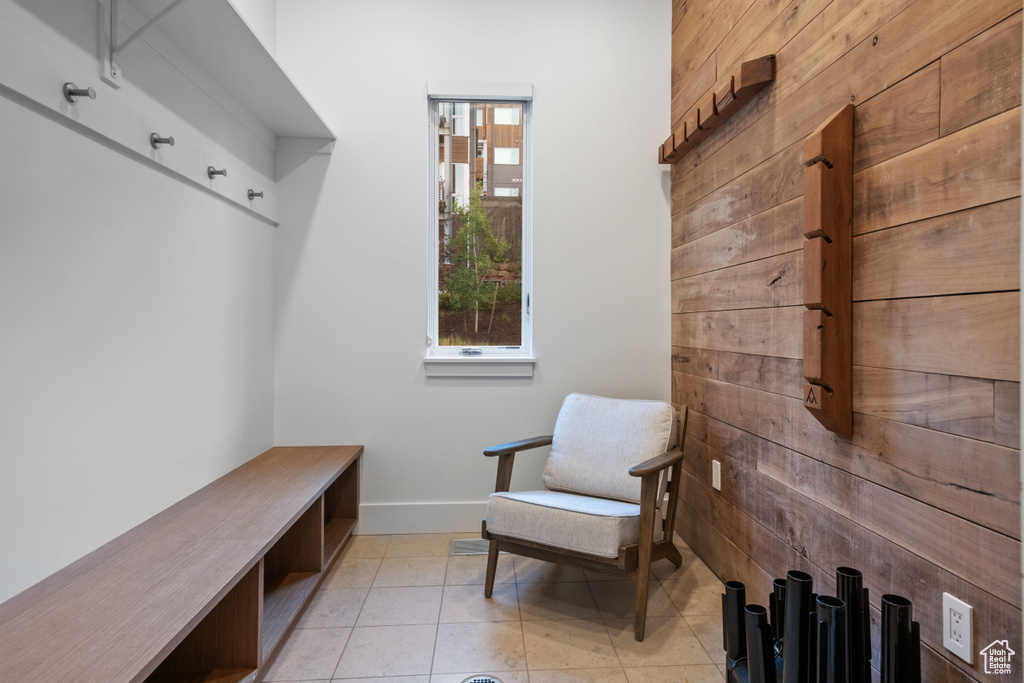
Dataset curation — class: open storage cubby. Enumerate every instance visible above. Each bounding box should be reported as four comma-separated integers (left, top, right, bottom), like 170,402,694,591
262,498,325,658
0,445,362,683
323,456,360,567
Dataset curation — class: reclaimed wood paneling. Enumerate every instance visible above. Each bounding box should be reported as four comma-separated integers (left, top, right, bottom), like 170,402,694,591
670,0,1022,677
853,198,1021,301
940,12,1023,136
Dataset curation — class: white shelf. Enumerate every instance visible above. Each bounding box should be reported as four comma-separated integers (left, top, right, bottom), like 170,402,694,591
127,0,334,141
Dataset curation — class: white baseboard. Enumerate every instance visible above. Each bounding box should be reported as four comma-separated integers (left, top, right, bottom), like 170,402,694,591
355,502,488,535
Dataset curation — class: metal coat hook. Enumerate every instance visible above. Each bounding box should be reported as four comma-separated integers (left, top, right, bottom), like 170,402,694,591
63,83,96,103
207,166,227,179
150,134,175,148
247,190,264,201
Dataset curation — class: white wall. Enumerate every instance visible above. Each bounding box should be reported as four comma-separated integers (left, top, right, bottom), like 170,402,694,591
229,0,277,56
0,0,276,602
275,0,673,532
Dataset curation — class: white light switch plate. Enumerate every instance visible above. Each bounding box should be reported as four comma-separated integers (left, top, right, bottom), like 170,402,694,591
712,460,721,491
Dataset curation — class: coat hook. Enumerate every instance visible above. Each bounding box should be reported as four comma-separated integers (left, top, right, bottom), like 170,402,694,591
207,166,227,179
150,133,175,148
63,82,96,103
247,190,264,201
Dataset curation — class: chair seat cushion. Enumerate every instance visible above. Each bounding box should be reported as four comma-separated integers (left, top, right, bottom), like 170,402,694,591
485,490,662,558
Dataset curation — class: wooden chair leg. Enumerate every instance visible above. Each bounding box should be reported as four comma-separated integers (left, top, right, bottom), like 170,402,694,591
484,539,499,598
635,476,658,641
665,542,683,567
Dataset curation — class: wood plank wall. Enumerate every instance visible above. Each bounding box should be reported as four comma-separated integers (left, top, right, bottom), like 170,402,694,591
668,0,1022,680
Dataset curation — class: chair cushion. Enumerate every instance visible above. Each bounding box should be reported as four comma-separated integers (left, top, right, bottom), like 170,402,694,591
486,490,662,558
542,393,676,503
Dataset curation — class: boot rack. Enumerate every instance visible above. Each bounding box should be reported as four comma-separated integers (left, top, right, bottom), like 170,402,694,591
723,567,921,683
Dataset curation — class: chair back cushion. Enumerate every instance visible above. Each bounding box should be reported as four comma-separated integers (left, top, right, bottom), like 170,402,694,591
542,393,676,503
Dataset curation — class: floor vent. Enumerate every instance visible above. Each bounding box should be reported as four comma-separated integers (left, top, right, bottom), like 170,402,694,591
460,677,503,683
449,539,490,556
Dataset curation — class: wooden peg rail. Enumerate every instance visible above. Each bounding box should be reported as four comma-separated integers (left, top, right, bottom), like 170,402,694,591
659,55,776,164
802,104,853,435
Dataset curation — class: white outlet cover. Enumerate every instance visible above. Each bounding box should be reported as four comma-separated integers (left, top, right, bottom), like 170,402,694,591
943,592,973,664
712,460,722,491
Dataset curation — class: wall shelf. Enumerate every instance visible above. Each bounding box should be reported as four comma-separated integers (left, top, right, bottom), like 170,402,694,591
124,0,335,141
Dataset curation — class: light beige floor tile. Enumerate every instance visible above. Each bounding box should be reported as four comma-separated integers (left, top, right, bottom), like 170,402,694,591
385,533,454,557
718,663,729,678
321,555,381,589
589,580,679,619
604,617,713,668
529,667,629,682
583,569,633,582
517,581,601,621
684,614,726,664
661,579,723,617
432,621,527,673
343,535,391,559
356,585,443,626
373,556,448,587
513,556,586,583
262,626,350,681
430,672,529,683
296,588,367,628
446,553,515,585
521,619,619,670
441,583,519,623
335,677,430,683
334,624,437,678
623,664,724,683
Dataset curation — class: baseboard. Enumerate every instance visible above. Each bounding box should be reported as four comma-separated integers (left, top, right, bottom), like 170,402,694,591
355,501,488,535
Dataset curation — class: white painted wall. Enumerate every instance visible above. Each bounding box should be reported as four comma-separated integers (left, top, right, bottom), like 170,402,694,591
275,0,673,532
0,0,276,602
229,0,277,56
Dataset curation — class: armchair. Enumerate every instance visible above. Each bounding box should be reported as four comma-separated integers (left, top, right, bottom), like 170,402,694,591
481,393,689,641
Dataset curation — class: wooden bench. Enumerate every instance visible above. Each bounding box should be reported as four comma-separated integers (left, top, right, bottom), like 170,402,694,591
0,445,362,682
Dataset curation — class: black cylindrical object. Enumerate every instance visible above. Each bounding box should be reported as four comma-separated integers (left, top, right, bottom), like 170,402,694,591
746,604,778,683
724,581,748,661
816,596,847,683
782,570,814,683
836,567,870,683
770,578,787,643
881,595,920,683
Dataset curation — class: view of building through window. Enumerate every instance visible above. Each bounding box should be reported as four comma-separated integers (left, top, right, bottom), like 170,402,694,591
435,101,525,348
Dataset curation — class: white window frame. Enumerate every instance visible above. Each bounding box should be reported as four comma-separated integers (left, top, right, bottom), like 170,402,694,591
425,81,534,377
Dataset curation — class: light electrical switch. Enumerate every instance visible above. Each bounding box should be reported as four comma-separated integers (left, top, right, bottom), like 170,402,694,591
712,460,722,491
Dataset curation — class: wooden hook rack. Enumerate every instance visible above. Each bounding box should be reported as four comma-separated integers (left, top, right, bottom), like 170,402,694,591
802,104,854,435
659,55,776,165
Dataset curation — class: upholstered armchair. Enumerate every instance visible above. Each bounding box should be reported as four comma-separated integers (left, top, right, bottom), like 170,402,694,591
481,393,689,641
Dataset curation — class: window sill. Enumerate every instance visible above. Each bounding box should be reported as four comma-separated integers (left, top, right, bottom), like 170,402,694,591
423,356,536,378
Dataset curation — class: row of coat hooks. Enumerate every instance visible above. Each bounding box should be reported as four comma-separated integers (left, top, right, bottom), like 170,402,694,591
62,81,264,202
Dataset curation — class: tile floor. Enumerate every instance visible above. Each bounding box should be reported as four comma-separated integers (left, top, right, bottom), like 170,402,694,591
264,532,727,683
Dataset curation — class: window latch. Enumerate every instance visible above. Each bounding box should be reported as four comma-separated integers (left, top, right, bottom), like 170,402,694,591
460,348,483,356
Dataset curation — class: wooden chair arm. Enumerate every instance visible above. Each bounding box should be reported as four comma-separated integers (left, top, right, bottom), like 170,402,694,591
483,435,553,457
628,449,684,478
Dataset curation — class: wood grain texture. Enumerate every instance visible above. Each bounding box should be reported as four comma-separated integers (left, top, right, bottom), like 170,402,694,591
853,292,1020,381
940,12,1023,136
670,0,1021,676
853,366,994,441
672,250,801,313
853,107,1021,235
0,446,363,683
853,198,1021,301
853,61,940,172
673,306,803,358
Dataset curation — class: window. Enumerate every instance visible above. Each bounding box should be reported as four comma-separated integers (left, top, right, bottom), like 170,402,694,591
427,85,533,375
493,147,520,165
493,107,520,125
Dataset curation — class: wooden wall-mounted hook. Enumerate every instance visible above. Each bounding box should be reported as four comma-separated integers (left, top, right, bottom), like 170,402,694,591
658,56,775,165
801,104,853,435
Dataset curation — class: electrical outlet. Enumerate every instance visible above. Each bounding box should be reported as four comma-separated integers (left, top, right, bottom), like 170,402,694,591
943,592,973,664
712,460,722,491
